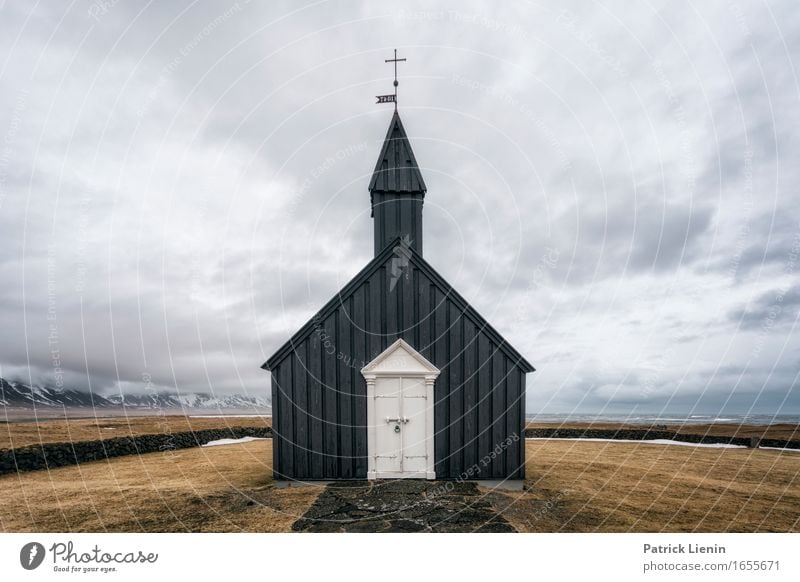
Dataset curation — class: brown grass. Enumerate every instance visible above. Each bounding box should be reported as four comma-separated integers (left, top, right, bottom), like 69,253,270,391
0,440,321,532
2,439,798,533
0,415,272,450
489,440,800,532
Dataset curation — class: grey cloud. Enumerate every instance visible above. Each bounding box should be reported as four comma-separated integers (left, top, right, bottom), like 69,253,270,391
0,2,798,414
729,285,800,331
628,201,713,271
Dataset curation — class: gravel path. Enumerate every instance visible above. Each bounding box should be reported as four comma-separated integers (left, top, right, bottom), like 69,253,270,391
291,480,517,533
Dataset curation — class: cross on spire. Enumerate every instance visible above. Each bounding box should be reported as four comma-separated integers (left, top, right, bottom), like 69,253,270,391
376,48,406,111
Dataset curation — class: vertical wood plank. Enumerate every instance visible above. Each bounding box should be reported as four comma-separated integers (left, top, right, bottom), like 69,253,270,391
375,194,385,255
401,260,414,344
338,300,353,478
323,312,338,477
416,200,424,256
491,348,506,478
308,330,324,479
477,333,492,478
518,371,527,479
385,196,397,244
293,345,309,479
463,318,478,473
418,275,431,359
368,273,382,362
399,196,411,243
411,264,420,349
366,276,382,362
386,257,398,340
505,363,520,479
379,265,388,353
279,359,294,478
353,285,368,477
393,193,401,234
448,303,463,478
433,287,449,477
271,369,282,478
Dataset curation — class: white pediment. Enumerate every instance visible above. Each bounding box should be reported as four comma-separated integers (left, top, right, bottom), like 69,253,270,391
361,339,440,378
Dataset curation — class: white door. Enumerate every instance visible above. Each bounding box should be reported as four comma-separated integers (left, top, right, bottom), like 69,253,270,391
373,376,428,475
373,376,402,473
398,377,429,473
362,339,439,480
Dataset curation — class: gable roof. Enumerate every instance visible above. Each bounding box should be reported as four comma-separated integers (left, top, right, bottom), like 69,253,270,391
262,237,535,373
368,111,427,193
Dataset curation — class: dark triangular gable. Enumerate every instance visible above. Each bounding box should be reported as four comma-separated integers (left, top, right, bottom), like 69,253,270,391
263,238,534,373
368,112,427,194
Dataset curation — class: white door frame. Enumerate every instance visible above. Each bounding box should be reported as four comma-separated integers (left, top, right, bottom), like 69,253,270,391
361,339,439,480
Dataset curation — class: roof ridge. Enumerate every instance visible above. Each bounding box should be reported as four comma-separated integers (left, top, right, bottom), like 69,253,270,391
263,236,534,373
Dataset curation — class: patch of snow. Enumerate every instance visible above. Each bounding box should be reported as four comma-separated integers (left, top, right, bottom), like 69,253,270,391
526,437,747,449
201,436,267,447
760,446,800,453
26,384,58,405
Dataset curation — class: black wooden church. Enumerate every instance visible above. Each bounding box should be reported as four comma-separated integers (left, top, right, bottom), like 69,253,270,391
263,72,534,481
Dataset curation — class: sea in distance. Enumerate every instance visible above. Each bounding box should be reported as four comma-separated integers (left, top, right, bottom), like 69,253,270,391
525,413,800,425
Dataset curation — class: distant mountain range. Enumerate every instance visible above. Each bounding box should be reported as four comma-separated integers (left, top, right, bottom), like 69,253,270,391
0,378,271,411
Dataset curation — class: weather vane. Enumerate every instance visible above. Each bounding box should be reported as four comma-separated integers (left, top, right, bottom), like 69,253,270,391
376,48,405,111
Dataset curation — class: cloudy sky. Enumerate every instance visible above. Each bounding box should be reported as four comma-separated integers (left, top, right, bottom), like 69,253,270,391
0,1,798,415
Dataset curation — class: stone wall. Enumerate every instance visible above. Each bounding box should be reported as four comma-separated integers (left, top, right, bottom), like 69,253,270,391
2,426,797,476
0,426,272,475
523,427,799,449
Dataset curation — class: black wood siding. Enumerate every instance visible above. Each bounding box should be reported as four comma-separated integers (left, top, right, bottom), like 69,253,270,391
371,192,424,256
269,251,529,481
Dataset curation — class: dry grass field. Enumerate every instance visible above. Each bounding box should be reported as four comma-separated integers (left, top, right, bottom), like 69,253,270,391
0,415,272,449
1,437,798,533
0,439,320,532
490,440,800,532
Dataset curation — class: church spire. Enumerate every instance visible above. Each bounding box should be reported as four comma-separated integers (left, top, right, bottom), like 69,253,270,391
369,111,426,193
369,112,426,257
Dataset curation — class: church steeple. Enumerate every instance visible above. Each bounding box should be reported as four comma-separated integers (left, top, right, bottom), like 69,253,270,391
369,111,426,256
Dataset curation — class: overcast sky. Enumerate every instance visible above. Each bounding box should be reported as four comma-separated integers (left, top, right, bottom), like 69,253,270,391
0,1,798,415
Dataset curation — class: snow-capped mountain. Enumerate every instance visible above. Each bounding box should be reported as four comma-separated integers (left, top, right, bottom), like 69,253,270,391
0,378,104,407
0,378,271,411
105,391,272,410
